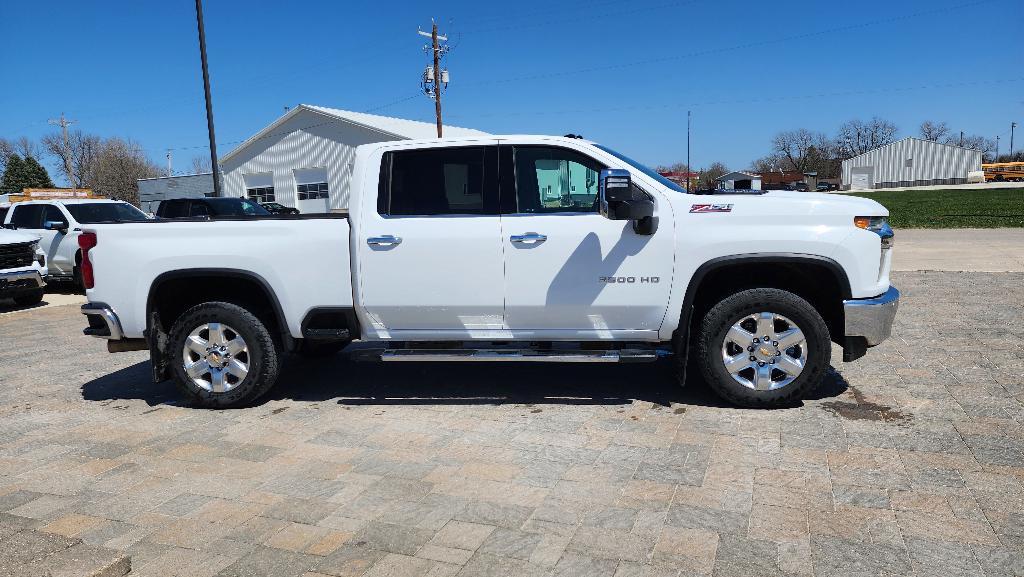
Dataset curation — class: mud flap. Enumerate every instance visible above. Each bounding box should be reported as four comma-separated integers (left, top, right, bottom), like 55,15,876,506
147,310,171,383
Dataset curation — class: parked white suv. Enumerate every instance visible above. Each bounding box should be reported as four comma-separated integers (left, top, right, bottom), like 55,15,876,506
2,200,149,286
79,135,899,409
0,228,46,306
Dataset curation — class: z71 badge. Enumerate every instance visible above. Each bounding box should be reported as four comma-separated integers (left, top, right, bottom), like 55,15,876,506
690,203,733,213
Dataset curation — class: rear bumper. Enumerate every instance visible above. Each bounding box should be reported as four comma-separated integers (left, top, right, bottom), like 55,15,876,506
81,302,124,340
844,286,900,347
0,269,45,297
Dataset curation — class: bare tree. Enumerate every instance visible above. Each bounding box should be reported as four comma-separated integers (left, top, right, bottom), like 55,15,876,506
947,134,997,161
654,162,689,173
190,155,213,175
0,137,46,175
42,130,101,188
698,162,729,189
750,153,792,174
90,138,161,205
836,117,899,157
771,129,835,173
919,120,950,142
13,136,44,161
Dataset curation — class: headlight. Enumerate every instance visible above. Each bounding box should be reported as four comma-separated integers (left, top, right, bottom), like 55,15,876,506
30,241,40,252
854,216,894,249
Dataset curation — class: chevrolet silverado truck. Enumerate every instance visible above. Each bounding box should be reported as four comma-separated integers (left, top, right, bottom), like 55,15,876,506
0,228,47,306
79,135,899,408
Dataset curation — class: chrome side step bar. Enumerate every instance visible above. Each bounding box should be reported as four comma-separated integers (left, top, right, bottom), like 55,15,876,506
378,348,662,363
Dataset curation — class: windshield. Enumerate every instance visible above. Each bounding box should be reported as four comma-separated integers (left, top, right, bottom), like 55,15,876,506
593,144,687,193
65,202,149,223
206,198,270,216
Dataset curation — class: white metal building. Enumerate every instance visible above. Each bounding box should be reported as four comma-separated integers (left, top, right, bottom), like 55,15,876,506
219,105,489,212
715,171,762,190
841,137,982,190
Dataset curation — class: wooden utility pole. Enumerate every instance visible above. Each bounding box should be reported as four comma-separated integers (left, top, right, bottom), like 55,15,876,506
195,0,222,196
47,112,76,187
418,23,448,138
686,110,692,192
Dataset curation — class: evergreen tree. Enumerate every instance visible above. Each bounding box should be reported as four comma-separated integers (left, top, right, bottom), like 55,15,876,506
23,156,54,189
1,154,55,193
0,154,27,194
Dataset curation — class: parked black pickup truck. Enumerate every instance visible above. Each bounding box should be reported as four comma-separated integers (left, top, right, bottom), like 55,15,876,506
156,197,270,219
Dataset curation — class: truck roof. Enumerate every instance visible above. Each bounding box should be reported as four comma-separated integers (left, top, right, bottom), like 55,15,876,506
362,135,597,148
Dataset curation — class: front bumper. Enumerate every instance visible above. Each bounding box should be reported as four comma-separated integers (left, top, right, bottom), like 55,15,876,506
0,269,45,297
844,286,900,347
81,302,124,340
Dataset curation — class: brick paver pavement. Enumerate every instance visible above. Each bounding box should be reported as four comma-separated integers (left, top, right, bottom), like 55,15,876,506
1,271,1022,576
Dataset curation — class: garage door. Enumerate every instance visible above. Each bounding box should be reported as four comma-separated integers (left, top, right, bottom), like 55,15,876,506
851,171,871,190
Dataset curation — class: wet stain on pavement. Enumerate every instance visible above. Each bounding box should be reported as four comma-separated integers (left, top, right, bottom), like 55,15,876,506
821,386,907,422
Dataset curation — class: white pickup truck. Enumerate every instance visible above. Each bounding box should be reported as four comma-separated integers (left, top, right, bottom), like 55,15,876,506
79,135,898,408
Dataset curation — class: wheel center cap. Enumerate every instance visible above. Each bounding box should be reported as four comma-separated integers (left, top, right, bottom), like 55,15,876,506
758,346,774,357
208,351,223,364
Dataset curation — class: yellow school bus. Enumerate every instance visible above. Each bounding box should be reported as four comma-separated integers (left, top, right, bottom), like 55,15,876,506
982,162,1024,182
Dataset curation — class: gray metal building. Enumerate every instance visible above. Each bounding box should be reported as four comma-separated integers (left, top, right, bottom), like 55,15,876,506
137,173,215,214
841,137,981,190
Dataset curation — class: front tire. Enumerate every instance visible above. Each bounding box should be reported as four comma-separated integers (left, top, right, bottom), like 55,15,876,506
694,288,830,408
168,302,281,408
12,289,44,306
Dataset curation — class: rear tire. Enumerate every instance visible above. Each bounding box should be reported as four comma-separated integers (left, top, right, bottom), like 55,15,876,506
168,302,281,408
12,289,44,306
694,288,830,408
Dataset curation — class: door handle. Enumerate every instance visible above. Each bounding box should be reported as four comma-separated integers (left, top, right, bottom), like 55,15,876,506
367,235,402,246
510,233,547,244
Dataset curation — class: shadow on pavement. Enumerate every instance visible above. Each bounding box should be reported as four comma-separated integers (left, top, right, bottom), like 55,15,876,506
81,354,849,410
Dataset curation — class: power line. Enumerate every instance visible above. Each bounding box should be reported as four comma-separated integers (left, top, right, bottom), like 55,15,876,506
458,0,996,88
447,77,1024,120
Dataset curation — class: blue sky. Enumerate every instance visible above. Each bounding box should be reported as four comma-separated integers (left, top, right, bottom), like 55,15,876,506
1,0,1021,182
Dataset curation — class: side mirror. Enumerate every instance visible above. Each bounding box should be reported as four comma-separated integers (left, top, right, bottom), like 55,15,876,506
599,169,656,234
44,220,69,234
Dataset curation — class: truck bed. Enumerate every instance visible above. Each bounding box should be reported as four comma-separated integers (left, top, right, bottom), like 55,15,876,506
82,216,353,340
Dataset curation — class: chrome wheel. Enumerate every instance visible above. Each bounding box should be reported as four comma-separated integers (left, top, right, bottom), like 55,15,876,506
182,323,249,393
721,312,807,391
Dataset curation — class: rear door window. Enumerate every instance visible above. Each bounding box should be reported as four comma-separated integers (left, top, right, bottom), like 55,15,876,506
10,204,45,229
380,147,497,216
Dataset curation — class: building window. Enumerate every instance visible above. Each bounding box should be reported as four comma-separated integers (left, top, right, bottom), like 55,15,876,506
297,182,328,200
247,186,275,203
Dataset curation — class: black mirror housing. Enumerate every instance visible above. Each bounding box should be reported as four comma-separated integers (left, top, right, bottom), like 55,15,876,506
599,168,656,234
44,220,69,233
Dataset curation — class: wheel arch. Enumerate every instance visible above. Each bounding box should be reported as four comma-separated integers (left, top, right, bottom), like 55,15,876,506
145,268,292,381
674,253,851,356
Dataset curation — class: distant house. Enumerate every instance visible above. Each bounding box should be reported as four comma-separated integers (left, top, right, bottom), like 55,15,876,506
219,105,489,213
657,171,700,189
715,171,761,190
841,137,982,190
759,171,817,190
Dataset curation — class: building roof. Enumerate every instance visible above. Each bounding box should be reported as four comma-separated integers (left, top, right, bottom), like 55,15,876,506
716,171,759,181
843,136,980,163
221,104,490,163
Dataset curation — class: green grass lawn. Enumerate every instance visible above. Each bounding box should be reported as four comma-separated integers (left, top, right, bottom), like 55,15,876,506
849,188,1024,228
